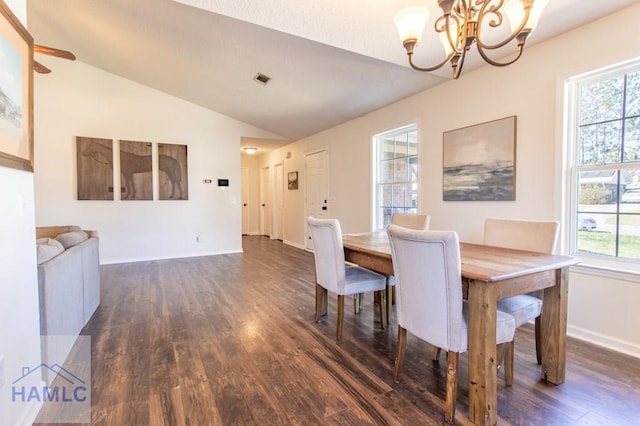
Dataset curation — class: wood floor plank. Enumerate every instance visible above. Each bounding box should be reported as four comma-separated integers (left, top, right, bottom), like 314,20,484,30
35,236,640,425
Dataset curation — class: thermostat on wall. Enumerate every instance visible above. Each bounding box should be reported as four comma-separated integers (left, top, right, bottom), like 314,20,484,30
218,179,229,187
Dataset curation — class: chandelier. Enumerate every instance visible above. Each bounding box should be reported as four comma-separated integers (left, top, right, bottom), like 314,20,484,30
394,0,549,79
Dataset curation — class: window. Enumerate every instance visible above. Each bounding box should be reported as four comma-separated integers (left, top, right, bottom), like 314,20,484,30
566,59,640,268
373,125,418,230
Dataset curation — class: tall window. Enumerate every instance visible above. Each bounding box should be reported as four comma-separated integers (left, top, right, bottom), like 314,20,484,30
374,125,418,230
567,60,640,266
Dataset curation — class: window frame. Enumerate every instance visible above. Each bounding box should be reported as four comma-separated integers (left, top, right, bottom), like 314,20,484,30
372,124,419,231
565,58,640,275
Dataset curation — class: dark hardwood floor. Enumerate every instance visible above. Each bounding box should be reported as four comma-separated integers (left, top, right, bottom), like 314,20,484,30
36,236,640,425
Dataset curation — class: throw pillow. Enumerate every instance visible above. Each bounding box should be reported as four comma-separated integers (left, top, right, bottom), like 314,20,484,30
55,231,89,249
36,238,65,264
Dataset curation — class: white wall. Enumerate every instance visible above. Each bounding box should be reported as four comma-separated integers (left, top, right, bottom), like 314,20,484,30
0,2,46,425
256,4,640,357
34,60,281,264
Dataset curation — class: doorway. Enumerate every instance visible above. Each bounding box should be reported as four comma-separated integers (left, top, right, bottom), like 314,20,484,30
305,149,329,250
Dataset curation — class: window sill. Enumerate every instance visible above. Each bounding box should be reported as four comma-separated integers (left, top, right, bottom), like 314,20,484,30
570,262,640,284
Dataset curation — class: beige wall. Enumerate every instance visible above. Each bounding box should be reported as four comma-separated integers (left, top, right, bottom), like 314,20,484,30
254,4,640,356
34,60,280,264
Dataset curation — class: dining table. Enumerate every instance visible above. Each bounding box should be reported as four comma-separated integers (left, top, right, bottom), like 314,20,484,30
342,231,580,426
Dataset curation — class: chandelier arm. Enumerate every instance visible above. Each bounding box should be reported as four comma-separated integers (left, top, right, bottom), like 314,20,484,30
476,3,532,50
475,41,525,67
407,51,456,73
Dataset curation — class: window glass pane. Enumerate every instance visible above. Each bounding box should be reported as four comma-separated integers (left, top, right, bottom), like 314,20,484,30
381,184,392,207
618,214,640,259
394,134,409,157
579,76,624,125
380,159,393,183
394,157,409,181
621,170,640,209
578,170,620,210
381,138,395,160
576,213,616,256
578,122,622,165
623,117,640,162
392,184,405,208
626,71,640,117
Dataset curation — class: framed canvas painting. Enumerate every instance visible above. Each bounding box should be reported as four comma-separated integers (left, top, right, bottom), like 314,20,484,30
158,143,188,200
76,137,114,200
443,116,517,201
120,140,153,200
0,2,33,172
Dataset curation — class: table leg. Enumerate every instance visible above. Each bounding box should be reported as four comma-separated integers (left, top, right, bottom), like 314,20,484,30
467,278,498,426
541,267,568,384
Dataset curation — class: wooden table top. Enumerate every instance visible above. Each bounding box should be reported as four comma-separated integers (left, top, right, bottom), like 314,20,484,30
343,231,580,282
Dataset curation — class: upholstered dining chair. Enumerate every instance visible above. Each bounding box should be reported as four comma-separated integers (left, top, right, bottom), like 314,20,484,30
391,213,431,230
484,217,560,383
307,217,388,341
382,213,431,318
387,225,516,423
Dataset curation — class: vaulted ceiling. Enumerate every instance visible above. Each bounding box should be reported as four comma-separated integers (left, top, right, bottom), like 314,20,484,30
27,0,637,151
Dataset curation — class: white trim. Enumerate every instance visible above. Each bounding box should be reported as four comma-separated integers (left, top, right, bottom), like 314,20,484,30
571,263,640,283
568,324,640,359
283,239,305,250
100,249,244,265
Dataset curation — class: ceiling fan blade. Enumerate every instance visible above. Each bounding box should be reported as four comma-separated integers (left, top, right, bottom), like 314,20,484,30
34,44,76,61
33,60,52,74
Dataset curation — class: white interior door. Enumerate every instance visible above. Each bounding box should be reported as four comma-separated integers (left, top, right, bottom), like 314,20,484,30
305,150,329,249
273,163,284,240
241,167,249,235
260,166,272,237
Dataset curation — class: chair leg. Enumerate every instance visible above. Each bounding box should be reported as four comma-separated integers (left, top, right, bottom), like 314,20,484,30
445,351,459,424
432,347,442,363
393,326,407,382
505,341,514,386
336,295,345,341
378,290,387,329
353,293,361,314
386,282,393,322
315,284,327,322
535,315,542,365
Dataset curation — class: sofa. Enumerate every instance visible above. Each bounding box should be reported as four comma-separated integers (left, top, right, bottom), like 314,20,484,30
36,225,101,372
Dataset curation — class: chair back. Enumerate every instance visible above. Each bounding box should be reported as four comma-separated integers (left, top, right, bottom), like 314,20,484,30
387,225,465,352
484,218,559,254
391,213,431,230
307,217,346,293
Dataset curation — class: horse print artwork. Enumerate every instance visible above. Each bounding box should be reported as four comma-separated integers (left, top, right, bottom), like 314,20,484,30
77,137,114,200
157,143,188,200
119,140,152,200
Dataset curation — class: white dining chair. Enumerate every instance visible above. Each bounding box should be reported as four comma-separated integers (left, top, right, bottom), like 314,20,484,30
382,213,431,319
307,217,388,341
391,213,431,230
387,225,516,423
484,217,560,383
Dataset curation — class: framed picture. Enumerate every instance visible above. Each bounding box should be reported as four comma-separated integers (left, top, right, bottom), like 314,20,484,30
76,137,114,200
0,2,34,172
288,171,298,190
443,116,516,201
158,143,188,200
120,140,153,200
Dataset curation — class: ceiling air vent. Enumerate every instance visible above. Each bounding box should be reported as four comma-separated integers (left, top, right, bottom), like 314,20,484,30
253,72,271,85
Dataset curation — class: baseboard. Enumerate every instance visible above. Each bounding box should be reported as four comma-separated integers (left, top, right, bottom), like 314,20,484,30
568,325,640,359
283,239,305,250
101,249,244,265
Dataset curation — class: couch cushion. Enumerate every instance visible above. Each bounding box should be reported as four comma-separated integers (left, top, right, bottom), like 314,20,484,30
36,238,65,264
36,225,82,239
55,231,89,249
